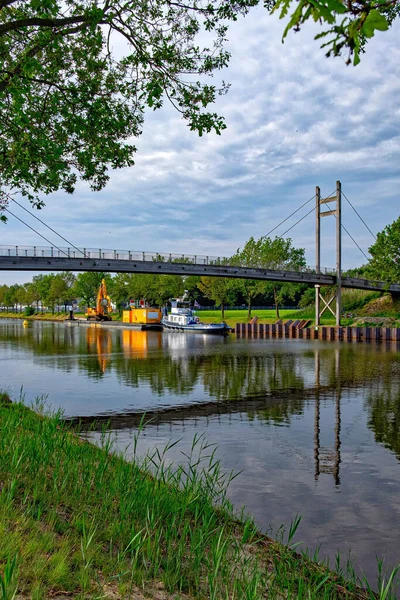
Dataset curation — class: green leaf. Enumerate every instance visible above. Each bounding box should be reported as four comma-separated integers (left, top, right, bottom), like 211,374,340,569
362,10,389,38
326,0,347,15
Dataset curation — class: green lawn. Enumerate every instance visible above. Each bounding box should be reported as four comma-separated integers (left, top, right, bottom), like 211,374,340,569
197,309,350,328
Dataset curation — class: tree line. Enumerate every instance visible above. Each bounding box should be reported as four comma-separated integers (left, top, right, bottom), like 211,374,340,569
0,235,308,317
1,220,398,316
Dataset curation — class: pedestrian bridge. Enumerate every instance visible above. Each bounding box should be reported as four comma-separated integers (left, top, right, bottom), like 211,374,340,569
0,245,399,294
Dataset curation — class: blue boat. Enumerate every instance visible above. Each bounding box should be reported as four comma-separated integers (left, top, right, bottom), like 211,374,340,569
162,299,229,335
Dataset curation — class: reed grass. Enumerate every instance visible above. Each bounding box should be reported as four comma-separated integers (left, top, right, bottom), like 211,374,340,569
0,393,398,599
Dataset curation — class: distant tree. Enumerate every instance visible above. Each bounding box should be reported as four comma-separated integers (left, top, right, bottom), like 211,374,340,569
155,275,185,305
32,274,54,312
126,274,155,305
125,273,185,306
4,284,20,311
0,284,7,308
343,265,369,278
60,272,76,312
48,273,75,313
367,217,400,285
21,282,37,311
28,280,40,312
73,272,109,309
112,274,131,312
184,276,204,305
233,235,306,318
198,276,239,319
298,286,316,308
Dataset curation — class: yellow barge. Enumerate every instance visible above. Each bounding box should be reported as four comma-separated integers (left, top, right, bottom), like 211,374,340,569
122,308,163,330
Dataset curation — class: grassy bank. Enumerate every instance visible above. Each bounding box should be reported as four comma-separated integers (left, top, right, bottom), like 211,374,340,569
0,394,390,599
0,312,70,321
198,290,400,327
0,312,120,322
197,309,354,328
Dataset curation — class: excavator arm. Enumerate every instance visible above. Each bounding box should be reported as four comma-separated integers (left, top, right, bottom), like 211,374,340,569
86,278,112,321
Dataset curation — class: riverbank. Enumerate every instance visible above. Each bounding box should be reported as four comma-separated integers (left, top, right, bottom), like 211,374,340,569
0,393,381,599
1,293,399,329
0,311,71,321
0,310,347,328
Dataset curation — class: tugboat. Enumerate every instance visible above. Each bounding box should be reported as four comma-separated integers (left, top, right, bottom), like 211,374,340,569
162,299,229,335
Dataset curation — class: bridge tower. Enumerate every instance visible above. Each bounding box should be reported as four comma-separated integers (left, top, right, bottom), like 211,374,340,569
315,180,342,327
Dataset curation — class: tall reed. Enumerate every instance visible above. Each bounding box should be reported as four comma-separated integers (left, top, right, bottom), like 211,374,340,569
0,394,398,599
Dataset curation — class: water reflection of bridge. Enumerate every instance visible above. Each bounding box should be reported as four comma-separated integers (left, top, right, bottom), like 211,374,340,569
314,349,341,485
73,340,345,484
1,321,396,470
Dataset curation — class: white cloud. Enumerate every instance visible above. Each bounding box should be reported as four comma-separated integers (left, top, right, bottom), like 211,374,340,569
1,8,399,284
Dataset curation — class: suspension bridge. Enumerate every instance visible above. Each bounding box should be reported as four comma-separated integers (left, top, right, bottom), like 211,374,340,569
0,244,397,293
1,182,398,325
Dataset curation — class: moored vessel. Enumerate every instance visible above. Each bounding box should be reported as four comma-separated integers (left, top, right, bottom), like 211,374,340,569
162,299,229,335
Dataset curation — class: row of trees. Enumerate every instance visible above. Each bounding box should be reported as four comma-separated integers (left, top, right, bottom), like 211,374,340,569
0,236,309,317
1,218,398,315
0,272,116,314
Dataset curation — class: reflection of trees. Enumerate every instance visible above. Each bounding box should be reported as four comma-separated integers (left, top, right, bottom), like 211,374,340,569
202,352,305,426
3,322,400,444
248,394,305,426
366,381,400,460
0,321,90,353
112,352,200,395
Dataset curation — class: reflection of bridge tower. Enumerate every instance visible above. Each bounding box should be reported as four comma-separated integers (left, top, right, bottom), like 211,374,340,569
314,349,341,485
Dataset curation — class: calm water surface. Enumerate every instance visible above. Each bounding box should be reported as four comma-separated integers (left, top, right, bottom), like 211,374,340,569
1,319,400,586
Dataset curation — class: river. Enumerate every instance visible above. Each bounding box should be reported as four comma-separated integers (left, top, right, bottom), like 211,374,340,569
1,318,400,587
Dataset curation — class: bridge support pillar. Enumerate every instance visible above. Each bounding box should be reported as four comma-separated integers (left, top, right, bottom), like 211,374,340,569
315,181,342,327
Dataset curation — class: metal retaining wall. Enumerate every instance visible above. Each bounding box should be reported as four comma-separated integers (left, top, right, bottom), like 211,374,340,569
235,323,400,343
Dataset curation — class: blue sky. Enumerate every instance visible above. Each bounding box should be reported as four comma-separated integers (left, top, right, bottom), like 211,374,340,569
1,8,399,285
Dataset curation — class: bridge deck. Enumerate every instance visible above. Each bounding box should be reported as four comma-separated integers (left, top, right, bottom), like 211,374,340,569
0,246,399,294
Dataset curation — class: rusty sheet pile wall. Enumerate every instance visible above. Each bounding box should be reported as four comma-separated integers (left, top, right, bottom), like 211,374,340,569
235,322,400,343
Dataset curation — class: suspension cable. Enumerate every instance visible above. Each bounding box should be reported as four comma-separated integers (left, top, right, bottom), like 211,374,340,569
341,223,370,262
279,205,317,238
10,196,87,257
322,196,370,262
342,191,376,240
265,193,316,237
274,189,336,238
3,207,68,256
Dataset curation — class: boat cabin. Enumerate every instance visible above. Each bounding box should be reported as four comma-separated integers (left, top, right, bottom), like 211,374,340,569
167,298,198,326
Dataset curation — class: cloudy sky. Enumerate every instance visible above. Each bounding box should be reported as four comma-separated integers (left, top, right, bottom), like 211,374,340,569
1,7,399,285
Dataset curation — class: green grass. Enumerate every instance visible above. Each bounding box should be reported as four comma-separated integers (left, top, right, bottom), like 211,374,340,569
1,393,394,599
0,312,121,321
0,311,69,321
199,309,301,327
197,309,352,327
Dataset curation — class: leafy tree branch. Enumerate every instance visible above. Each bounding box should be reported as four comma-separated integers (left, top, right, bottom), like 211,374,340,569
0,0,255,208
272,0,397,65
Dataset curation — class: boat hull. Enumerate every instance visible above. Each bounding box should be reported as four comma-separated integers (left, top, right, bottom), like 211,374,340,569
162,319,229,335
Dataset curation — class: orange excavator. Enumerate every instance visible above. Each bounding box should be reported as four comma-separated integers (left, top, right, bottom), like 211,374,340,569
86,278,112,321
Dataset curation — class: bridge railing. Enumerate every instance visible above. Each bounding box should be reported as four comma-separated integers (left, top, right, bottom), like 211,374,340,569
0,245,336,274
